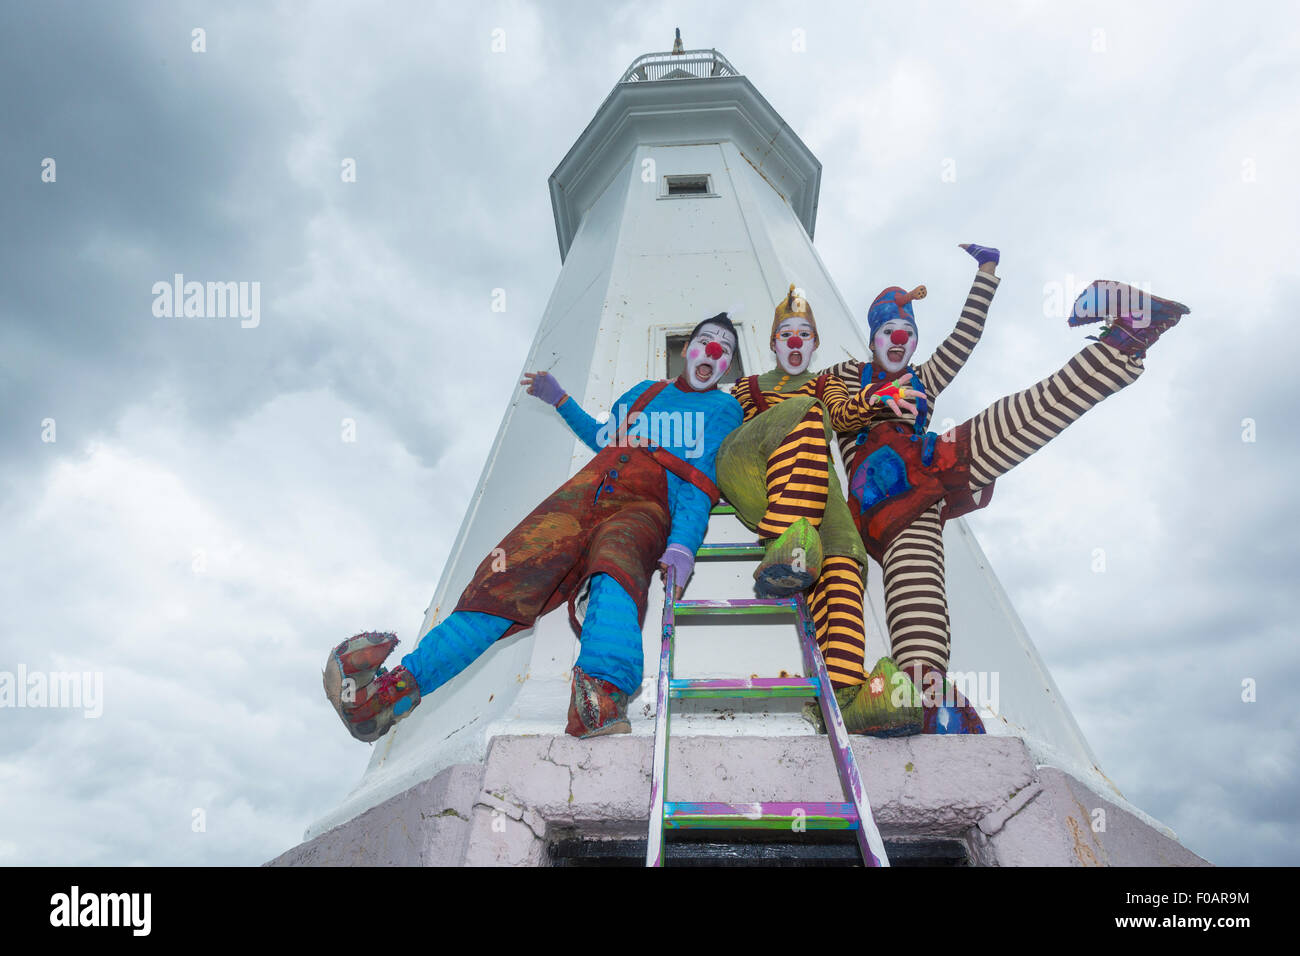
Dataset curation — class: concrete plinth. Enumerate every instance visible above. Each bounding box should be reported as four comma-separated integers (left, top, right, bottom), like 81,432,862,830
269,735,1209,866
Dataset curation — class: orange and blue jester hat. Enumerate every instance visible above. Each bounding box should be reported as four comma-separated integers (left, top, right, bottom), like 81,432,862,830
867,285,928,339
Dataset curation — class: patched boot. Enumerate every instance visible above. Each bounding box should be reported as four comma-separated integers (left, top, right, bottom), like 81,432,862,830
836,657,923,737
801,658,922,737
325,631,398,689
565,665,631,738
754,517,823,597
1069,279,1190,359
323,631,421,742
913,664,986,735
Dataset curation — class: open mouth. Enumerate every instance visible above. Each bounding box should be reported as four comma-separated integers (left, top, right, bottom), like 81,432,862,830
788,349,803,366
693,362,714,382
888,346,905,362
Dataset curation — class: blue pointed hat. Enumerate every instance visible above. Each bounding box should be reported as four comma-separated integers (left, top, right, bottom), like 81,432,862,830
868,285,927,339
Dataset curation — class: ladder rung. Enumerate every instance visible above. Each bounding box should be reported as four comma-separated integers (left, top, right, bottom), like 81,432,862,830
709,503,737,515
669,677,818,699
696,541,764,558
673,597,795,617
664,802,860,830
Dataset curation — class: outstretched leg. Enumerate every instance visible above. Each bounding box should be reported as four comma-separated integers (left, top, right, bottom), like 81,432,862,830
325,610,512,742
966,340,1145,491
401,611,512,693
879,342,1145,729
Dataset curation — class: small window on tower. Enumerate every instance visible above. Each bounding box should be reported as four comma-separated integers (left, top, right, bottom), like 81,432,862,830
661,174,717,199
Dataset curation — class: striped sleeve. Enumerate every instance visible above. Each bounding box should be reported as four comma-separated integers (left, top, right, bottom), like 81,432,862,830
818,374,880,432
730,378,761,423
822,359,870,463
916,271,1000,397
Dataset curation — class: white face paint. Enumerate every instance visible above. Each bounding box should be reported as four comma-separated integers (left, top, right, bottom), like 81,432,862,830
872,318,917,375
683,324,738,391
772,317,816,375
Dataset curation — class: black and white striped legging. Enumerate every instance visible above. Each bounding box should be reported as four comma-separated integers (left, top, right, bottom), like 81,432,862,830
885,341,1145,672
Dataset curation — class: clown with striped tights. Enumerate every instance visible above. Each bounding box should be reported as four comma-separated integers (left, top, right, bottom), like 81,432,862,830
824,243,1189,733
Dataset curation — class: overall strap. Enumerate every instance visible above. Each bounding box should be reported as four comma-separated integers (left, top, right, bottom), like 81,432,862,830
622,379,723,504
627,379,671,419
745,375,770,413
646,447,722,505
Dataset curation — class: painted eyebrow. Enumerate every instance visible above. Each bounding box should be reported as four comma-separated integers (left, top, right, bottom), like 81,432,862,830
694,331,735,349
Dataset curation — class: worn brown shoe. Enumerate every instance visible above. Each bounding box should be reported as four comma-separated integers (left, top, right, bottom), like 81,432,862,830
565,665,631,738
323,631,421,742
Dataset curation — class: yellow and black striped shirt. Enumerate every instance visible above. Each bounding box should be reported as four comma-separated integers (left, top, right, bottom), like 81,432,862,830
730,368,880,431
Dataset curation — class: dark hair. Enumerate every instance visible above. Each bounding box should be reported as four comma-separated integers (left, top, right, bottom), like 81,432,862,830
689,312,738,344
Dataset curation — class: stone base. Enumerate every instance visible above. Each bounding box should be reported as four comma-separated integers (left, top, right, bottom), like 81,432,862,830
266,763,483,866
268,735,1209,866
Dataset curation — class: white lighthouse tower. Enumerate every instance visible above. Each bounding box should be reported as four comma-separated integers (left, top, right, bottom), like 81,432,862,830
273,38,1207,867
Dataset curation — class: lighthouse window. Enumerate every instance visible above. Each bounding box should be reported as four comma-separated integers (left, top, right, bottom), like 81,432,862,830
662,174,717,199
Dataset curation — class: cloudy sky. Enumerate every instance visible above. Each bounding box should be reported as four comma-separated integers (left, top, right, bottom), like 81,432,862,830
2,0,1297,867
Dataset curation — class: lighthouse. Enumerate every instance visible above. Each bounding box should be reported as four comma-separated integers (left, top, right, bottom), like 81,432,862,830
272,38,1207,867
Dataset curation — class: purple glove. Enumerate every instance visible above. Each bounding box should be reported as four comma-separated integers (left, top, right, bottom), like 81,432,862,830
658,544,695,592
960,243,1000,266
522,371,567,407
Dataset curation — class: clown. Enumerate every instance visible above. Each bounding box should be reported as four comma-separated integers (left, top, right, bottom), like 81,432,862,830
714,285,925,736
823,243,1189,733
323,314,743,742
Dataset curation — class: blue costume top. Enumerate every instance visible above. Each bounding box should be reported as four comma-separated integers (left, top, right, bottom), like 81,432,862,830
557,378,743,555
402,379,741,699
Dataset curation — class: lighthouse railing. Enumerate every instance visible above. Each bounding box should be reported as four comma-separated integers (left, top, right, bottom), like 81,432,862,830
617,49,739,85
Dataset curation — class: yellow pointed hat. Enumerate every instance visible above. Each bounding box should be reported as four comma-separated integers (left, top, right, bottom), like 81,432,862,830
770,283,819,346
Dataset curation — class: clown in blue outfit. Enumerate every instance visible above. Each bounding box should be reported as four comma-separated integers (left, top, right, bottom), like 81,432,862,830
324,314,744,741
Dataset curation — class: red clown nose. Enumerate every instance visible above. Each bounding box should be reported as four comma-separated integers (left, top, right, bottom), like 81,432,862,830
890,329,911,345
787,336,804,349
704,341,724,360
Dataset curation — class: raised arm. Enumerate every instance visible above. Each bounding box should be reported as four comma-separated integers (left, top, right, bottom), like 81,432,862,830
915,245,1001,396
520,371,648,454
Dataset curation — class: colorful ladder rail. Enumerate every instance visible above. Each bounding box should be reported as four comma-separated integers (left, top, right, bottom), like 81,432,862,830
646,502,889,867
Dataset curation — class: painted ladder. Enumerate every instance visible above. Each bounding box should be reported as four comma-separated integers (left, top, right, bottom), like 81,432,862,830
646,502,889,867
